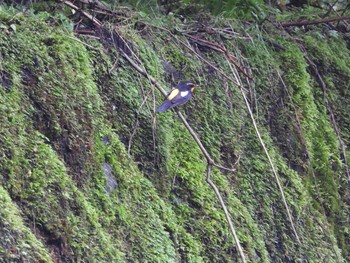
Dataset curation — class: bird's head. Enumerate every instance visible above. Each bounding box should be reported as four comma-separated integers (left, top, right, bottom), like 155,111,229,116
183,81,196,93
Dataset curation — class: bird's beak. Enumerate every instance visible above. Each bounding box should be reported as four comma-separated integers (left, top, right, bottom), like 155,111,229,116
190,84,197,92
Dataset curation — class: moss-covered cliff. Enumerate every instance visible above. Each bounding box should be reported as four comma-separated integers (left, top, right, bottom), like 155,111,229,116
0,3,349,262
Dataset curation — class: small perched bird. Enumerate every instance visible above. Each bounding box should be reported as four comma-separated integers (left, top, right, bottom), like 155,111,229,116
156,81,196,112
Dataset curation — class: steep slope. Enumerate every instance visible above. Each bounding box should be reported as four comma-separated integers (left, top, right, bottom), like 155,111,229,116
0,5,349,262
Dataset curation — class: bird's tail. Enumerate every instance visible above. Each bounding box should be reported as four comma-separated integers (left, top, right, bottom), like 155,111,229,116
156,100,172,112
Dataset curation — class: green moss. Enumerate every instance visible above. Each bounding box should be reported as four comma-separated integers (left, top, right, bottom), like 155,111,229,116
1,5,349,263
0,186,51,262
273,38,348,260
0,10,124,261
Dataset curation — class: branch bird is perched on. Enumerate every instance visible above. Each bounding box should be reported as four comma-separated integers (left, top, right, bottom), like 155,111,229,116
156,81,196,112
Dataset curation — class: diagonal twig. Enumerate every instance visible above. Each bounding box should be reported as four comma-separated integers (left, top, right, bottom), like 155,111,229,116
227,59,302,245
206,164,246,263
62,1,102,27
323,0,340,18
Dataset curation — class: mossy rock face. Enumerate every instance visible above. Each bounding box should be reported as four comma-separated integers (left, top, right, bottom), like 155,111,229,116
1,5,350,263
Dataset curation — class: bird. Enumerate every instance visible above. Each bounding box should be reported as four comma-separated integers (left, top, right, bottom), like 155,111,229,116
156,81,196,112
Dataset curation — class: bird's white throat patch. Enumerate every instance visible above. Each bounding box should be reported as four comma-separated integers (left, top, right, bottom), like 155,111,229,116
180,91,189,97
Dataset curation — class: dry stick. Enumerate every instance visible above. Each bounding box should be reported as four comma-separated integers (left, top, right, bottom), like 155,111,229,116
340,3,350,17
127,119,139,157
323,0,340,18
77,0,134,20
62,1,102,27
228,61,302,244
118,49,248,263
278,15,350,27
333,7,350,27
175,37,240,86
175,110,235,172
206,164,247,263
64,35,99,50
76,0,109,11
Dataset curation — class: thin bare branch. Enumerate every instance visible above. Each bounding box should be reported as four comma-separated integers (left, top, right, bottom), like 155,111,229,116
175,110,213,163
323,0,340,18
228,59,302,244
75,0,109,11
127,119,139,157
62,1,102,27
64,34,99,50
213,163,236,172
76,0,134,20
206,164,246,263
